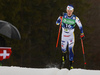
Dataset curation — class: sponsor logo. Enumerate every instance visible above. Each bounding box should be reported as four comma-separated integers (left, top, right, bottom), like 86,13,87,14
78,20,80,23
73,17,75,19
63,19,75,24
61,45,64,47
64,35,70,37
62,18,75,25
65,16,67,18
70,40,72,42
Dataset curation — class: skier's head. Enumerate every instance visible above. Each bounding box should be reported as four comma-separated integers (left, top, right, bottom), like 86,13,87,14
66,4,74,16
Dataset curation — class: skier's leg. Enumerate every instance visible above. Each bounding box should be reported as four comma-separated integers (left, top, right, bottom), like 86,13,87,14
60,40,67,68
60,34,68,68
68,33,75,69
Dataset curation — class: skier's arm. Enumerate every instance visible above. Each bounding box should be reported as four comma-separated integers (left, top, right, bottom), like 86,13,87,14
75,17,85,39
76,17,84,34
56,16,62,25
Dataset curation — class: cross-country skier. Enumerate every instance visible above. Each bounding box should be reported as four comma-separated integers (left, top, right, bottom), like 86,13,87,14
56,4,85,69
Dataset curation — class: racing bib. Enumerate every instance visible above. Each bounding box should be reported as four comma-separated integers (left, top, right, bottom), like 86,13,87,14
62,18,76,32
62,18,76,25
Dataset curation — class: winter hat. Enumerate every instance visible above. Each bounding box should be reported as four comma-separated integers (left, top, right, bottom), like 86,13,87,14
67,4,74,10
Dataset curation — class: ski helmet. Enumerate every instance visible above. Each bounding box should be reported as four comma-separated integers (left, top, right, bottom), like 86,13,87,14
67,4,74,10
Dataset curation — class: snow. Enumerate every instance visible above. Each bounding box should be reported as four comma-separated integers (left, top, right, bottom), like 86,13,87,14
0,66,100,75
68,69,100,75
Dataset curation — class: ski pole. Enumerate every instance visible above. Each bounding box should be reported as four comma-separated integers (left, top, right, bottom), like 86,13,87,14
56,17,63,48
81,39,86,68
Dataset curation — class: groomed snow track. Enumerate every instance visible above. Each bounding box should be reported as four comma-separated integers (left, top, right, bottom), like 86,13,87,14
0,66,100,75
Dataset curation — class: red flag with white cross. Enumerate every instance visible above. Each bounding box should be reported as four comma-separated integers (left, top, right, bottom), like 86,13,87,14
0,47,12,61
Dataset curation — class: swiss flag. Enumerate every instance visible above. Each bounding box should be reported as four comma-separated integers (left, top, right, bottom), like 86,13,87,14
0,47,12,61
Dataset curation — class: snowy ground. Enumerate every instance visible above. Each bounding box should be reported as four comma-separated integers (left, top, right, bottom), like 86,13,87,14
0,66,100,75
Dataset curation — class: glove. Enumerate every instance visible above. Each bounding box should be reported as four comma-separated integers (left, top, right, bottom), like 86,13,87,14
80,33,85,40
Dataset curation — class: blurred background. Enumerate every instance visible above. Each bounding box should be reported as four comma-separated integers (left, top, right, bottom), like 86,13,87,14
0,0,100,70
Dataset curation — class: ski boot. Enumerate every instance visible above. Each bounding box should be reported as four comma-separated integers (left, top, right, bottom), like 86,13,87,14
69,61,74,70
60,52,67,69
